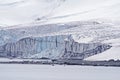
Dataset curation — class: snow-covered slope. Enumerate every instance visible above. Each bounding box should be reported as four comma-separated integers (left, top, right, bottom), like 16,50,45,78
0,0,66,26
0,0,120,26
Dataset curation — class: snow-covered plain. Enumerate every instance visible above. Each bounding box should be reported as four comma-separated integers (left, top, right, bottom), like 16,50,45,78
0,64,120,80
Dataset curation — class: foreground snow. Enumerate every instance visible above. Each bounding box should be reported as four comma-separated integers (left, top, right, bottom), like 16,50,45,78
0,64,120,80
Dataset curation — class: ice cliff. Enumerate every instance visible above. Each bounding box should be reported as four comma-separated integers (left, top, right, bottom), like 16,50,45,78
0,21,117,59
0,35,111,59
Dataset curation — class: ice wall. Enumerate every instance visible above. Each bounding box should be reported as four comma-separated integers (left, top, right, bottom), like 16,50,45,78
0,35,111,59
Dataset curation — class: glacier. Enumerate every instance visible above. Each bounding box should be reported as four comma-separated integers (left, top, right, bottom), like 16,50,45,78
0,21,115,59
0,35,111,59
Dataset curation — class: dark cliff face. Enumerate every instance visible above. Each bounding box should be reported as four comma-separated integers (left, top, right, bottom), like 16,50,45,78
0,35,112,59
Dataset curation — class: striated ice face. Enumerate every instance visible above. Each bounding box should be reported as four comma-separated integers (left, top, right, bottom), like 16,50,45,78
0,34,111,59
0,20,119,60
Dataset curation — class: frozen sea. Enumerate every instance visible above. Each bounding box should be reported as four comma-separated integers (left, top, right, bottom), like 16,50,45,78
0,64,120,80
